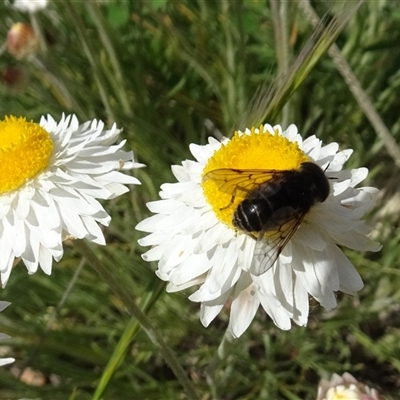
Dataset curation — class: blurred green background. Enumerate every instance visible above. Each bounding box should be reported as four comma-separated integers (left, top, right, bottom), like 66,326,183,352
0,0,399,399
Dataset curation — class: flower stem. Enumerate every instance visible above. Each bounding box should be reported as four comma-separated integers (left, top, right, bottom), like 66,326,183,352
73,240,199,400
63,0,115,123
84,0,132,116
92,277,166,400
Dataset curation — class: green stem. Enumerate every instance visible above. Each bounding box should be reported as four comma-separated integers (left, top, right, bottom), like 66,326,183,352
30,12,48,54
242,1,363,128
20,258,85,378
30,57,80,112
269,0,291,128
85,0,132,116
73,240,199,400
92,277,166,400
63,0,114,123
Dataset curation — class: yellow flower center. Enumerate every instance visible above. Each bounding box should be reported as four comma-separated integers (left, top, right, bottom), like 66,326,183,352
0,116,53,195
324,384,363,400
202,125,309,228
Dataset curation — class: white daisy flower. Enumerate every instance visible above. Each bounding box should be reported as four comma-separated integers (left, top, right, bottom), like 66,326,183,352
0,302,15,367
317,372,382,400
136,124,380,338
0,114,143,286
10,0,48,13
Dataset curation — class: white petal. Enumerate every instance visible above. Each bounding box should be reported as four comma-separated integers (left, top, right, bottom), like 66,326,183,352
159,235,195,268
0,358,15,367
200,292,230,327
292,243,338,310
38,245,53,274
206,240,241,294
258,290,292,330
142,245,167,263
297,224,326,251
0,255,15,281
81,216,106,245
0,302,11,312
332,245,364,294
229,276,260,338
190,142,217,165
194,222,234,253
292,278,309,326
169,253,212,286
58,207,88,239
171,165,190,182
166,276,205,292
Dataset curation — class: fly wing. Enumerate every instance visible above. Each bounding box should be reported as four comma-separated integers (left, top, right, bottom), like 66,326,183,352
204,167,305,275
202,168,287,199
250,208,307,276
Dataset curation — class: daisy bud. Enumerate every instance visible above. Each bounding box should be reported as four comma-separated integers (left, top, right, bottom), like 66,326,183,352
1,65,26,89
6,23,38,60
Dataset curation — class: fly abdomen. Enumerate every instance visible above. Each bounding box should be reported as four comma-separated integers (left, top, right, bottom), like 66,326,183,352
233,198,274,232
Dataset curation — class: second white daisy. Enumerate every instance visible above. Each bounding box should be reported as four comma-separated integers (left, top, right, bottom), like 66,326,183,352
137,124,380,338
0,114,143,286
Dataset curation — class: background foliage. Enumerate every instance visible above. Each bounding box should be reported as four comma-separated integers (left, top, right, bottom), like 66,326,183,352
0,0,399,399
